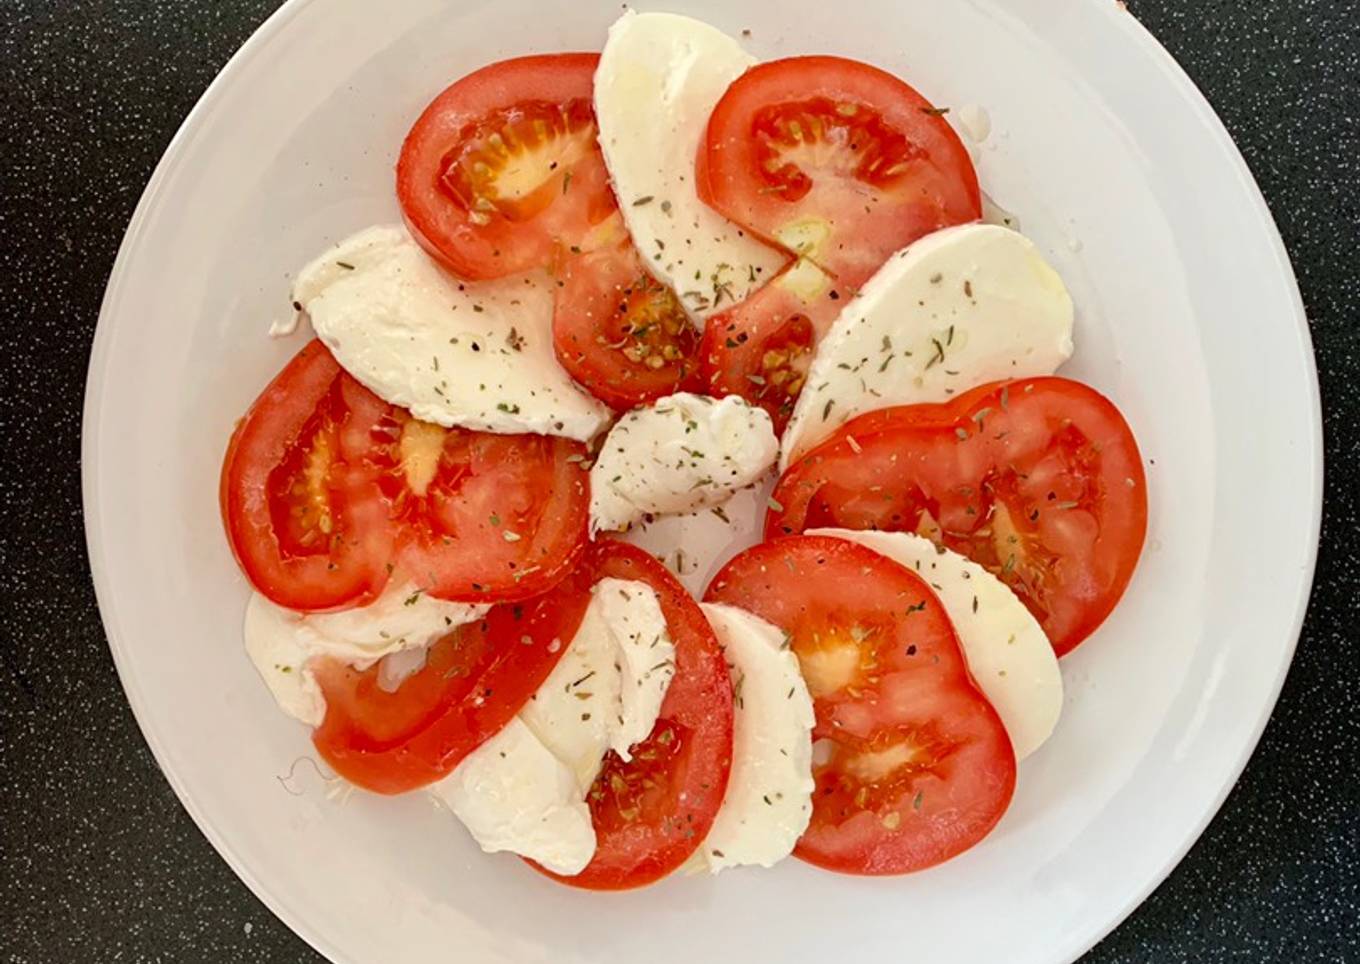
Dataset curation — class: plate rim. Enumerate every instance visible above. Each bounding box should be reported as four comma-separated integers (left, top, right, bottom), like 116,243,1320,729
80,2,1324,962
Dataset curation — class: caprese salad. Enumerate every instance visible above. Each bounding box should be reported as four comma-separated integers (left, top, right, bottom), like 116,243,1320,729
222,10,1148,889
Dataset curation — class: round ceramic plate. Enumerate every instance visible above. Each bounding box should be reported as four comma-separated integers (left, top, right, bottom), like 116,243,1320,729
83,1,1321,961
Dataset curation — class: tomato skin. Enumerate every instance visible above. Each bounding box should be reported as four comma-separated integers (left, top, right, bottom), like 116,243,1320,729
698,56,980,419
220,340,395,612
767,378,1148,655
532,540,734,890
397,54,613,280
705,535,1015,875
552,240,704,409
312,558,595,795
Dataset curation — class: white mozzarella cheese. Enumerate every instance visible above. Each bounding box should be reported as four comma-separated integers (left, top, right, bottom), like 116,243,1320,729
431,718,596,876
293,225,611,441
243,584,490,727
589,393,778,535
809,528,1062,760
602,582,679,760
695,603,815,872
780,224,1074,468
595,10,786,323
519,577,676,789
436,578,676,873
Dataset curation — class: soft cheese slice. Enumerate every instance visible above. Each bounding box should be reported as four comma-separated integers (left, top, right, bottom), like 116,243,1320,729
693,603,815,872
780,224,1074,468
519,577,677,787
432,718,596,876
294,225,611,441
589,393,778,535
595,10,786,323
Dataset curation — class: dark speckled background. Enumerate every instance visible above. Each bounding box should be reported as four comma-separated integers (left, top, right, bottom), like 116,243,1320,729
1,1,1356,961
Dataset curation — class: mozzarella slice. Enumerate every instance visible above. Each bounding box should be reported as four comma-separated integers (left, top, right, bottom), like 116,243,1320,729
434,578,676,874
519,577,676,789
695,604,815,872
595,11,786,323
605,583,679,759
809,528,1062,759
432,718,596,876
293,225,611,441
780,224,1074,468
589,393,778,534
243,584,490,727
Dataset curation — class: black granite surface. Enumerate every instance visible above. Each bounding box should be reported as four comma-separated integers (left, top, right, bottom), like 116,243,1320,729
1,1,1356,961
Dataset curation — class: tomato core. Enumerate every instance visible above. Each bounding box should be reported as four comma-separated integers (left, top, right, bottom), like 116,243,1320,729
752,97,928,203
439,99,597,224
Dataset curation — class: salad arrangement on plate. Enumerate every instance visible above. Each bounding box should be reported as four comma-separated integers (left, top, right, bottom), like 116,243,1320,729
220,10,1147,890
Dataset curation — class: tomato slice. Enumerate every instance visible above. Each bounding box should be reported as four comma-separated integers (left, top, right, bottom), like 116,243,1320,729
700,56,980,279
699,275,827,429
698,56,980,425
551,239,703,408
221,340,397,611
767,377,1148,656
397,54,618,280
222,341,591,609
532,539,734,890
373,416,590,603
705,535,1014,874
312,566,594,795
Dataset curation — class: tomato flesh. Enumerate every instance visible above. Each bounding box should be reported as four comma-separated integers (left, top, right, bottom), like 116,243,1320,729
767,377,1148,655
372,416,591,603
532,540,734,890
699,56,980,422
705,535,1015,874
701,57,980,278
700,278,824,429
439,97,598,225
221,341,590,610
552,240,703,408
752,96,931,203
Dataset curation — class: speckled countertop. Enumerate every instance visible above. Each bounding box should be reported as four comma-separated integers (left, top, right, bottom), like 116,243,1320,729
1,1,1356,961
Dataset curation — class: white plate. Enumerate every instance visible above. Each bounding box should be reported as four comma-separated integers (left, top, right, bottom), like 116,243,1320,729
82,1,1321,962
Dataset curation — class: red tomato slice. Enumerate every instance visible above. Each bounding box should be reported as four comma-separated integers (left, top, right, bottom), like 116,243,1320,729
700,56,980,279
551,239,704,408
698,56,980,424
533,539,734,890
374,417,590,603
699,274,831,429
767,377,1148,656
221,341,591,609
220,340,396,611
312,567,594,794
397,54,618,280
705,535,1015,875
